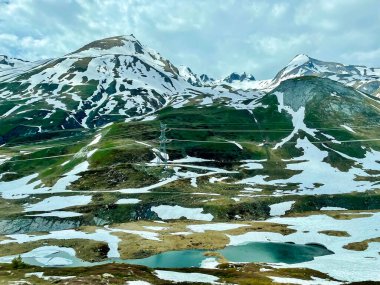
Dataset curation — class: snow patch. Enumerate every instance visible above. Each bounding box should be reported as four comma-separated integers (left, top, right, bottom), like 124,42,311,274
115,198,141,205
273,92,316,149
23,195,92,212
26,211,83,218
53,161,89,190
88,134,102,146
1,229,121,258
143,226,168,231
200,257,219,269
155,270,219,284
151,205,213,221
341,124,356,133
320,206,347,211
171,156,212,163
228,140,243,149
269,201,295,216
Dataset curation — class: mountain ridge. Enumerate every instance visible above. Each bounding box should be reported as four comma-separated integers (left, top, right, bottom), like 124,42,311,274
0,35,379,145
0,55,29,69
2,35,380,97
272,53,380,97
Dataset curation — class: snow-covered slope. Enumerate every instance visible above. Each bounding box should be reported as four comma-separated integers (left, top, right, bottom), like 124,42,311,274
221,78,272,91
0,55,29,69
208,72,271,91
178,65,202,86
0,35,194,132
272,54,380,97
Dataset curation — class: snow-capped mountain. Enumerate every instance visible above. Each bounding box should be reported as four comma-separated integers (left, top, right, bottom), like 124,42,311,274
223,72,255,83
212,71,272,91
0,35,193,132
199,73,214,84
272,54,380,97
0,35,261,142
0,34,379,144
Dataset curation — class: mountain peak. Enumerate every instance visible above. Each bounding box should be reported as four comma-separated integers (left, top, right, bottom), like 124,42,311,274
272,54,380,98
200,74,214,83
68,35,146,56
178,65,200,84
276,54,314,78
120,34,137,40
223,72,255,83
288,54,312,67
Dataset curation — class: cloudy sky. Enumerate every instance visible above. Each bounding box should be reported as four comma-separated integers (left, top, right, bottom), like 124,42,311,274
0,0,379,79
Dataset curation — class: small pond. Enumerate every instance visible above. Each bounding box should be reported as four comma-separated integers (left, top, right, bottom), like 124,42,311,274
22,241,333,268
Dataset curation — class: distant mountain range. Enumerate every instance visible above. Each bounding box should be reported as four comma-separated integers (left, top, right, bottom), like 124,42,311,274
0,34,379,148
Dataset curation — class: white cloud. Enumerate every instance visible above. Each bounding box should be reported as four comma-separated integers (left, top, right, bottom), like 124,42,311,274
20,36,48,48
272,3,288,17
342,48,380,65
0,33,18,42
252,35,311,56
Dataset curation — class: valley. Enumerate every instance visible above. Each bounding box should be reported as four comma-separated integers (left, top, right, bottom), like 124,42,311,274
0,35,379,284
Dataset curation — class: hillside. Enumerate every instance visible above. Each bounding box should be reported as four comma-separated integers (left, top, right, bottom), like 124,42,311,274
0,35,379,284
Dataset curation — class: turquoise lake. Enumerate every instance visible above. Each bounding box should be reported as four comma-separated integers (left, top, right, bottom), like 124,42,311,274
23,241,333,268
